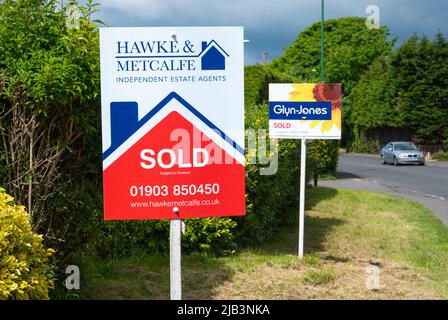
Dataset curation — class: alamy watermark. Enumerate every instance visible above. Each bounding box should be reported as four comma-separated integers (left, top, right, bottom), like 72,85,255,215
64,265,80,290
366,5,381,30
65,3,81,29
365,265,381,290
165,128,278,175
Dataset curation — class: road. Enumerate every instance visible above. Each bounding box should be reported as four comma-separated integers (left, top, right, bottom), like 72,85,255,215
320,154,448,226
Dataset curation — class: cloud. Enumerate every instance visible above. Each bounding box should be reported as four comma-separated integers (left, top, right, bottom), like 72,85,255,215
92,0,448,65
96,0,313,29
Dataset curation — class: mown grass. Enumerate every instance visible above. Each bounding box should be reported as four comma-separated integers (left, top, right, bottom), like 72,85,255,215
317,172,337,181
303,268,335,285
75,187,448,300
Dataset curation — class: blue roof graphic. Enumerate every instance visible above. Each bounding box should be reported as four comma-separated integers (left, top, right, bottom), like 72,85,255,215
199,40,229,71
199,40,229,58
103,92,244,161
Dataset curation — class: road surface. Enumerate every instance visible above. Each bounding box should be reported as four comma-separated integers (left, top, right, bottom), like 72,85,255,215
320,154,448,226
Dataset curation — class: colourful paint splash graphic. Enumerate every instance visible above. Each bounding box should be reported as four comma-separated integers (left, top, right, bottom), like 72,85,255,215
288,83,341,133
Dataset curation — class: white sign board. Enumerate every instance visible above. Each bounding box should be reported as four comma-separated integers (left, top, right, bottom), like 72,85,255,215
269,83,342,139
100,27,245,220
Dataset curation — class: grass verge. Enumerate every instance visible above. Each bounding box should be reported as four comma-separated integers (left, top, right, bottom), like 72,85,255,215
75,187,448,300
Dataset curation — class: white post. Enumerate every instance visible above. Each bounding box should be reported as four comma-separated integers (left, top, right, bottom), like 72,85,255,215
298,139,307,259
170,213,182,300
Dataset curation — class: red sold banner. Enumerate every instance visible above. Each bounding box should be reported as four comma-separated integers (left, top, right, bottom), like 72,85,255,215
100,27,245,220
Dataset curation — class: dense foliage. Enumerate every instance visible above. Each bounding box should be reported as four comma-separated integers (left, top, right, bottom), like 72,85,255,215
95,218,238,258
271,17,394,93
350,33,448,147
0,0,102,256
242,103,301,244
432,152,448,161
0,190,54,299
390,33,448,144
244,64,292,107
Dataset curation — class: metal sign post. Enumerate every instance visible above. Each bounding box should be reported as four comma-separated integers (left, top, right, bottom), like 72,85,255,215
298,139,307,259
170,208,182,300
269,83,341,259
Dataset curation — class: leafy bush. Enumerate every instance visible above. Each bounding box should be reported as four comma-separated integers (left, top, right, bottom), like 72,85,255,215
432,152,448,161
0,0,102,258
239,103,302,245
95,220,169,259
0,190,55,300
182,218,237,255
350,135,381,154
95,217,237,258
308,140,340,174
244,65,292,108
443,139,448,153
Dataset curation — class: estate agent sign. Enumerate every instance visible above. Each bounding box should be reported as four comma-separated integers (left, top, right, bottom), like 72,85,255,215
269,83,342,139
100,27,245,220
269,82,342,259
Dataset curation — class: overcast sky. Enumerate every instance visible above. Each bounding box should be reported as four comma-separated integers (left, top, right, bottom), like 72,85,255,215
88,0,448,65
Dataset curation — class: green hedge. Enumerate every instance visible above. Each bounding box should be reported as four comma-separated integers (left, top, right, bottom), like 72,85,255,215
95,218,237,258
238,103,301,245
244,64,292,107
433,152,448,161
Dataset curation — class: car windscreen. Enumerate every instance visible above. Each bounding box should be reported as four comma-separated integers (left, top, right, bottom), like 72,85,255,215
394,143,417,150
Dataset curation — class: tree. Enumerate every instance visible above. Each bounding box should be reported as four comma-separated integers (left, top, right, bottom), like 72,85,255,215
434,30,447,49
0,0,101,245
271,17,394,95
350,56,397,129
349,55,399,149
350,32,448,146
390,34,448,143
